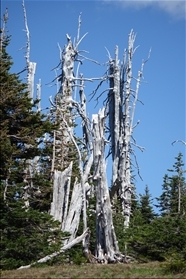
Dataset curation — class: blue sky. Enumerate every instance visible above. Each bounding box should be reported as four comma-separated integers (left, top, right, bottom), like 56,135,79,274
1,0,185,205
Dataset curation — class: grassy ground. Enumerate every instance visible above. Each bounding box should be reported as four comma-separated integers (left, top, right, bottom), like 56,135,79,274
1,261,186,279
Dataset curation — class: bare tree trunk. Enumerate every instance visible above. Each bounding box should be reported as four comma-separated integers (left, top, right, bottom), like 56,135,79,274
108,40,132,228
119,32,133,228
22,0,38,208
13,6,151,266
0,8,8,52
92,108,123,263
178,182,181,213
52,35,76,171
50,162,73,223
108,46,121,186
22,0,36,100
109,30,148,228
36,78,41,112
49,28,96,247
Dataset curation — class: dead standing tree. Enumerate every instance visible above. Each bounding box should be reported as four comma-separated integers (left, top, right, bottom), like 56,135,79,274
43,28,149,262
18,10,149,266
108,30,149,228
49,15,94,254
48,19,127,262
92,108,126,263
21,0,37,208
19,17,94,269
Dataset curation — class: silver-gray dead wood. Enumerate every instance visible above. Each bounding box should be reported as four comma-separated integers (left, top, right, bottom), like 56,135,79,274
50,33,93,254
92,108,126,263
108,30,148,228
16,5,149,266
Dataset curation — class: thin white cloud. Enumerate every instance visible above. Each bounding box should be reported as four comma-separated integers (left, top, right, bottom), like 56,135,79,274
104,0,186,20
157,1,185,19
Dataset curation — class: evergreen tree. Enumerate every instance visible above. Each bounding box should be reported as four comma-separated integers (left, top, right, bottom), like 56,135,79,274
139,185,156,224
169,153,186,215
126,154,186,262
156,153,186,216
155,174,171,216
0,21,63,270
0,30,53,186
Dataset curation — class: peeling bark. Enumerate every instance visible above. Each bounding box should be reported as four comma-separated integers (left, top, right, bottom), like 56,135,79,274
50,162,73,223
50,163,88,245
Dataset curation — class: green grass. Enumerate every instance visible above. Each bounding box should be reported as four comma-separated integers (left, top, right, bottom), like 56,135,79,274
1,261,186,279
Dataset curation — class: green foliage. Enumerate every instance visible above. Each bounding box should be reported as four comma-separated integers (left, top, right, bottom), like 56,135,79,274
86,196,96,255
67,244,88,265
123,160,186,265
112,198,126,253
0,23,64,270
139,185,157,224
0,187,63,270
0,23,54,194
156,153,186,216
162,253,186,274
1,12,186,273
124,214,186,263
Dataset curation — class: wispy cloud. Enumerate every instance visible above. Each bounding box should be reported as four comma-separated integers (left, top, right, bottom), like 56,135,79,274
157,1,185,19
104,0,186,20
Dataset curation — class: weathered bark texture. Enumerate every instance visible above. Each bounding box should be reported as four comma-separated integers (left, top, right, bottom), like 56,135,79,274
17,6,148,265
22,0,36,100
50,165,86,244
92,108,124,263
109,31,146,228
50,33,93,251
50,162,73,224
52,36,76,172
50,35,78,233
22,0,37,208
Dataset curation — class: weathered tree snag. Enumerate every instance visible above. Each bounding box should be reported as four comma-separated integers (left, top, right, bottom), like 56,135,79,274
119,31,133,228
50,34,79,240
0,8,8,52
50,27,95,254
52,35,76,172
108,40,132,228
50,163,90,246
14,7,150,267
108,46,121,187
92,108,124,263
22,0,37,208
50,162,73,224
22,0,36,100
36,79,41,112
108,30,148,229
